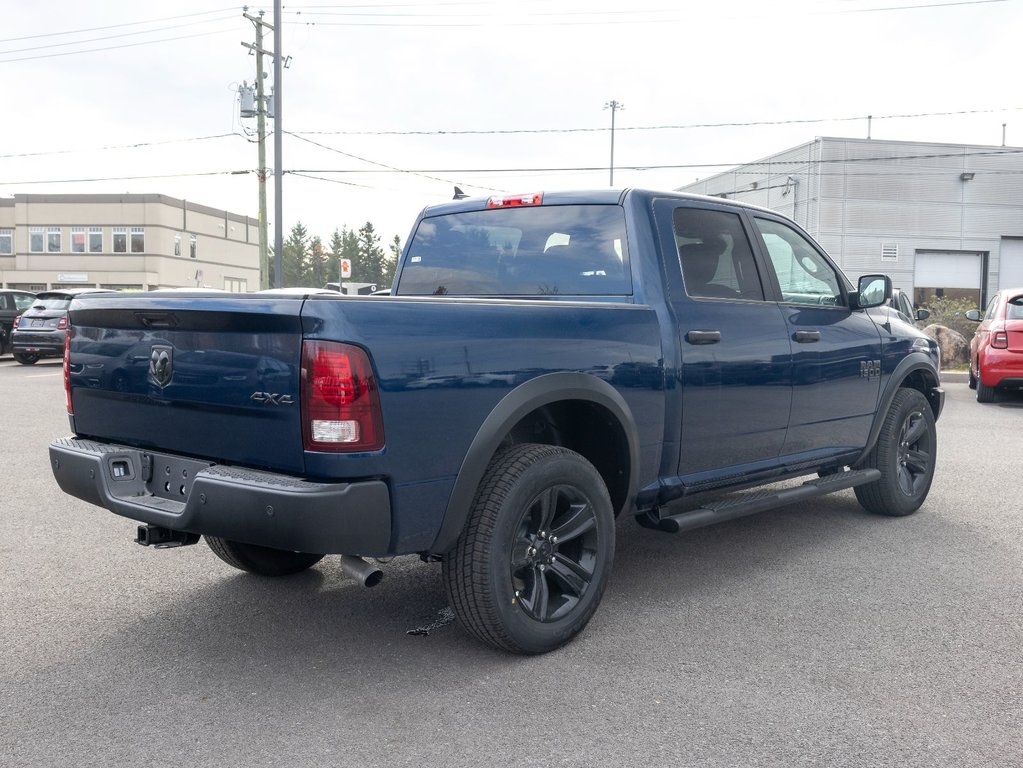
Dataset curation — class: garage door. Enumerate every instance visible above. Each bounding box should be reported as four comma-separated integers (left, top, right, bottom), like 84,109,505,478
1000,238,1023,289
914,250,983,306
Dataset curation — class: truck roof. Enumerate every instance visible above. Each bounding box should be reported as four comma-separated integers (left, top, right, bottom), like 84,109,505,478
418,188,782,219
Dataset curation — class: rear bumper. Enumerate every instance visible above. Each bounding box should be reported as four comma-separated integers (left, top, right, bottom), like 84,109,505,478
12,331,64,356
49,437,392,556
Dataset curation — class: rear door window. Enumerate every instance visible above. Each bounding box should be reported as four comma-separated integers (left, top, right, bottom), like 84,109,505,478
672,207,765,301
396,205,631,296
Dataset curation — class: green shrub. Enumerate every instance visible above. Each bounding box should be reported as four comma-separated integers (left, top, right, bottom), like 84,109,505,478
918,295,978,346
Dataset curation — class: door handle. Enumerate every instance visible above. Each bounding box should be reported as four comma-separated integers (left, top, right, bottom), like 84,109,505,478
686,330,721,345
792,330,821,343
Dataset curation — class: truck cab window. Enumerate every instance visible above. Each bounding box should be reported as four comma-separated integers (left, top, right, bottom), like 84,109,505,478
673,207,764,301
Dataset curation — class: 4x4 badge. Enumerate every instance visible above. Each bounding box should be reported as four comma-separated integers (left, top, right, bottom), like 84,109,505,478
149,345,173,387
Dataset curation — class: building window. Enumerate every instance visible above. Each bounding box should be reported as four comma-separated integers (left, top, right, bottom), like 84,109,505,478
174,233,181,256
113,227,127,253
190,234,198,259
71,227,86,253
130,226,145,253
0,228,12,255
89,227,103,253
47,226,61,253
224,277,248,293
29,226,44,252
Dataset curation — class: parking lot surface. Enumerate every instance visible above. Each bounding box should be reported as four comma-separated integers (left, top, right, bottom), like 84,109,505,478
1,356,1020,768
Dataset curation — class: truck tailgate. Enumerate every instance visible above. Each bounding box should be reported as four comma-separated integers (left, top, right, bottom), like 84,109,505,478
68,293,306,474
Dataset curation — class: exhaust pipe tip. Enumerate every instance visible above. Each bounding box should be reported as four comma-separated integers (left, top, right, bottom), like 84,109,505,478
339,555,383,588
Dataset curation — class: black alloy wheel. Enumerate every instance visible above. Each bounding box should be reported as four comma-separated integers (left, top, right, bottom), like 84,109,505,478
444,443,615,654
510,484,600,623
855,388,936,516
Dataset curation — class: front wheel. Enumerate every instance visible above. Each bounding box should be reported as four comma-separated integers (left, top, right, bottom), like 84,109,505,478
855,388,936,516
204,536,324,576
443,444,615,654
13,352,39,365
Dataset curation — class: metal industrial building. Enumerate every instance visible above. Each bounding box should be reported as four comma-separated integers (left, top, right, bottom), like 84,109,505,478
678,137,1023,308
0,194,259,292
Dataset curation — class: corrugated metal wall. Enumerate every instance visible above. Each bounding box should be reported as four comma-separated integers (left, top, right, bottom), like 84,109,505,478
677,137,1023,297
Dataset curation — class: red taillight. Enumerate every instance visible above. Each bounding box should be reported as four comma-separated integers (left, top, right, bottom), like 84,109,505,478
301,340,384,452
57,316,68,330
64,330,73,415
12,315,20,329
992,329,1008,349
486,192,543,208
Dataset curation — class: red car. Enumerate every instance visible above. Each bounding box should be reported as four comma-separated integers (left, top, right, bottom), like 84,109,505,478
966,288,1023,402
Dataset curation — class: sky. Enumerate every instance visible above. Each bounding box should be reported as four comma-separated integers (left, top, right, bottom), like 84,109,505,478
2,0,1021,254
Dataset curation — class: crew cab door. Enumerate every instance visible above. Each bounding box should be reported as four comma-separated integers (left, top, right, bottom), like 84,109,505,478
748,215,883,460
659,202,794,480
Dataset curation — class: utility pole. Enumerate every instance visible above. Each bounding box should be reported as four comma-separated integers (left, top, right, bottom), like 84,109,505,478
241,9,272,289
273,0,284,289
604,100,624,187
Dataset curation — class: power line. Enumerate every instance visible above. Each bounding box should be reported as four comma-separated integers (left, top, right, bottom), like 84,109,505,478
0,7,239,44
0,28,238,64
280,0,1010,26
291,107,1023,137
0,133,241,160
0,170,249,186
285,131,500,192
0,14,239,56
285,147,1023,175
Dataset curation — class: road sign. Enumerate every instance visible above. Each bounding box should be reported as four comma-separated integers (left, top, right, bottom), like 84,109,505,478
340,259,352,279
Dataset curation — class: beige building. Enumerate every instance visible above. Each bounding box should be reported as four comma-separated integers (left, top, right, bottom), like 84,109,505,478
0,193,259,292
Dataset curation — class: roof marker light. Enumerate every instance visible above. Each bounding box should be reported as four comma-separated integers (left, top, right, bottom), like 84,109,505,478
486,192,543,209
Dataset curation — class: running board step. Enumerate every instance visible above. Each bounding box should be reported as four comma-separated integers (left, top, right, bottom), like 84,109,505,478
637,468,881,534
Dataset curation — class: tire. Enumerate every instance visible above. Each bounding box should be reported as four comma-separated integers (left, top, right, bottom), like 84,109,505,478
204,536,324,576
968,365,977,390
855,388,936,517
13,352,39,365
443,444,615,654
976,377,996,403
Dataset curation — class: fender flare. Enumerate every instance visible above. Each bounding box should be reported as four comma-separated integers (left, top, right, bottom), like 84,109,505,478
856,353,941,466
428,371,641,555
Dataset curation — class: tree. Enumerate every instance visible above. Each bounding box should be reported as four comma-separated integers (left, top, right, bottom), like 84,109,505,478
282,221,310,287
308,236,328,287
356,221,386,287
384,234,402,287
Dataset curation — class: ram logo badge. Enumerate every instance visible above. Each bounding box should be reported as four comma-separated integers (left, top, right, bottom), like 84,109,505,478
149,345,173,387
251,392,294,406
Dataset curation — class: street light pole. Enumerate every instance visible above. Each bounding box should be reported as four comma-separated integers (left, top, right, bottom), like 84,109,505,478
604,100,624,187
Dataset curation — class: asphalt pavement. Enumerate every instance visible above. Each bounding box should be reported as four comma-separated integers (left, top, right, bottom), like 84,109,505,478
1,355,1020,768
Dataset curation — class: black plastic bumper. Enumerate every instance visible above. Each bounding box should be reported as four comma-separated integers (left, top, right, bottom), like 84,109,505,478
49,437,392,556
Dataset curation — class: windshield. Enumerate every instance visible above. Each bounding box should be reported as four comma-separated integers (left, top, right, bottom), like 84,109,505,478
32,295,73,310
396,204,632,297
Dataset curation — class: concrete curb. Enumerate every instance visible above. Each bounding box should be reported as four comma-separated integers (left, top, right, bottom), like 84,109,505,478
940,371,969,383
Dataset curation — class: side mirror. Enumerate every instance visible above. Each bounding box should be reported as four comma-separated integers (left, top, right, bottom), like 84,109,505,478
852,274,892,309
964,309,982,322
915,308,931,322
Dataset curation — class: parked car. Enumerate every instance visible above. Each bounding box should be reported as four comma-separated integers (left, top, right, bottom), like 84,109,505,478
10,288,110,365
0,289,37,354
867,287,930,327
965,288,1023,402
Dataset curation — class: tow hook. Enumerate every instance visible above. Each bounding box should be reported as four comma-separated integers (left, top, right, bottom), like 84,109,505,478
135,524,200,548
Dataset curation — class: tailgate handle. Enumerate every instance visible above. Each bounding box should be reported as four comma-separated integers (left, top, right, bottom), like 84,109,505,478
135,312,179,329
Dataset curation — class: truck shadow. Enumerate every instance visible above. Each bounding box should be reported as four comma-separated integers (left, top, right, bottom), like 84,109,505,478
17,489,987,731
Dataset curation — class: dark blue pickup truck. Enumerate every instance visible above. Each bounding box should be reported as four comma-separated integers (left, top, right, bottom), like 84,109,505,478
49,189,943,653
